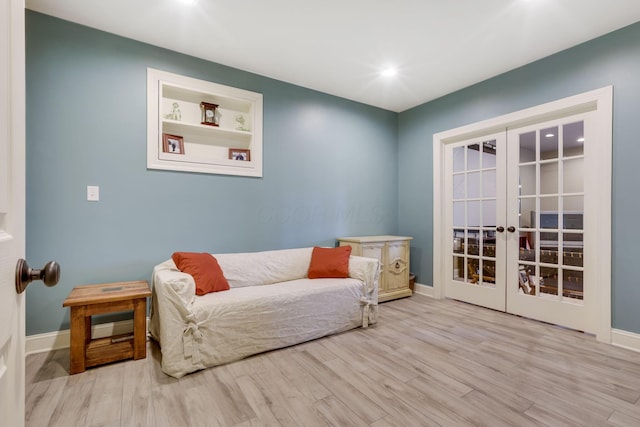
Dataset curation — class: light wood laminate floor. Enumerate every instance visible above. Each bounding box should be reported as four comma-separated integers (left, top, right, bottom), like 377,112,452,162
26,294,640,426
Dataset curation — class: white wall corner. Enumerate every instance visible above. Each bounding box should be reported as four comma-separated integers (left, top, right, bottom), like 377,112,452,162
413,282,435,298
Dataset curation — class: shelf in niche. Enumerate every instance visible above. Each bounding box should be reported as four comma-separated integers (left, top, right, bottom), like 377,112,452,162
158,151,254,168
162,84,252,114
147,68,263,177
162,119,252,144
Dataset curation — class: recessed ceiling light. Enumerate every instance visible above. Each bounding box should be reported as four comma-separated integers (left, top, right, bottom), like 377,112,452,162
381,68,397,77
545,133,555,138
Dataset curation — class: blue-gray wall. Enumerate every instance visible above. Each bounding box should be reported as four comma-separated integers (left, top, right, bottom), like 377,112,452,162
25,12,398,335
26,10,640,337
398,22,640,333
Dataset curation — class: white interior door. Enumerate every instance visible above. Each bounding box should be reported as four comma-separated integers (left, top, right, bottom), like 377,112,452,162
445,132,507,311
0,0,26,425
506,113,598,333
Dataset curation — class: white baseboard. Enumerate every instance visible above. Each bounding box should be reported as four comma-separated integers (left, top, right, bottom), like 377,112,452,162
611,329,640,353
25,318,147,356
413,282,434,298
27,314,640,356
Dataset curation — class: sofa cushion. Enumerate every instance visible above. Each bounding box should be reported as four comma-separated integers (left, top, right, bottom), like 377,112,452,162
308,246,352,279
171,252,230,295
215,247,313,288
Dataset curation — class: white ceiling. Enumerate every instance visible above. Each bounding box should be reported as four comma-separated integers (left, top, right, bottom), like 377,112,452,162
25,0,640,112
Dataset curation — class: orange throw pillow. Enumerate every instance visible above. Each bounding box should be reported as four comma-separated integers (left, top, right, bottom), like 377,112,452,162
171,252,230,295
308,246,352,279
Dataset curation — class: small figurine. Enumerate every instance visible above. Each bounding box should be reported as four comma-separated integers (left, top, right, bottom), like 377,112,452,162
235,114,248,131
164,102,182,121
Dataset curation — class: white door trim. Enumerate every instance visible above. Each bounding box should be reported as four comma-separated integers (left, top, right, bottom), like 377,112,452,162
433,86,612,343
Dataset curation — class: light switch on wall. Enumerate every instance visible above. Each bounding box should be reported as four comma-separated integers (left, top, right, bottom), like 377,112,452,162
87,186,100,201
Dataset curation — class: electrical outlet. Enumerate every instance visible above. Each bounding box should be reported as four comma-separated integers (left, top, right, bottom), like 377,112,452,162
87,186,100,201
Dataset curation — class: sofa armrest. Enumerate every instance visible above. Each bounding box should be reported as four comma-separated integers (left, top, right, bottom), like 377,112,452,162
150,260,205,377
152,260,196,305
348,255,380,301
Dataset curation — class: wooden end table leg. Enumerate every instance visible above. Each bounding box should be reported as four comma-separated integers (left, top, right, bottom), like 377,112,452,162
133,298,147,360
84,315,91,344
69,306,87,374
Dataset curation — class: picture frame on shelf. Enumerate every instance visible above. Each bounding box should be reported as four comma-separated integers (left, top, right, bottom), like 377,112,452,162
229,148,250,161
162,133,185,154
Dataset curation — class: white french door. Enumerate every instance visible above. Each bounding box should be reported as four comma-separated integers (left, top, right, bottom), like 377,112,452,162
505,113,596,332
441,95,609,336
445,132,507,311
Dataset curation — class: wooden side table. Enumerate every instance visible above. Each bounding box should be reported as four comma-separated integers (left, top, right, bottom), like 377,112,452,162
62,280,152,374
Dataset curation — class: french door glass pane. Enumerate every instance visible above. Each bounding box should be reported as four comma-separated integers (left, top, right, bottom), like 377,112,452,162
467,230,480,252
563,268,583,300
482,260,496,285
563,196,583,222
519,164,536,196
563,158,584,193
467,172,481,198
519,231,533,261
453,256,464,282
453,202,464,227
519,198,535,229
540,242,559,264
482,200,496,227
519,264,535,295
483,233,496,257
453,228,464,254
453,146,465,173
483,141,497,167
563,236,583,267
453,174,465,199
540,162,558,194
467,201,481,227
540,196,559,214
540,127,559,160
467,144,480,169
563,122,584,157
540,266,558,296
519,131,536,163
483,170,496,198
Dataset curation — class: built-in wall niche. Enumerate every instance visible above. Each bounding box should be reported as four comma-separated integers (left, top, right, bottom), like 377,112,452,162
147,68,263,177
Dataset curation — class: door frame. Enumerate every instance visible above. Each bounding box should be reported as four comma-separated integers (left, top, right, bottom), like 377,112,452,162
432,86,612,343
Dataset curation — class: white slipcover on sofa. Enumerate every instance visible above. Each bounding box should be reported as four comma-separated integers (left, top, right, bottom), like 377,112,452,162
149,247,380,378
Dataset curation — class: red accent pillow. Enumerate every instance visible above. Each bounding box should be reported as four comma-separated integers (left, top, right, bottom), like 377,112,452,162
308,246,352,279
171,252,230,295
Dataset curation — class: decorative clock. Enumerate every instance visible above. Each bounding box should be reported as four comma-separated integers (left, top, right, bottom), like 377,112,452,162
200,102,219,126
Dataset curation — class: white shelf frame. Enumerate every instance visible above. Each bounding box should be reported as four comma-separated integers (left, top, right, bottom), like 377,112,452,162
147,68,263,177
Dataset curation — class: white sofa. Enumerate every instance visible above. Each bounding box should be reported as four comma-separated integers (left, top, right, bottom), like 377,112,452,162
149,247,380,378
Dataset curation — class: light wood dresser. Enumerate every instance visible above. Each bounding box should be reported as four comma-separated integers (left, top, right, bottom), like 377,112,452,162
337,235,413,302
